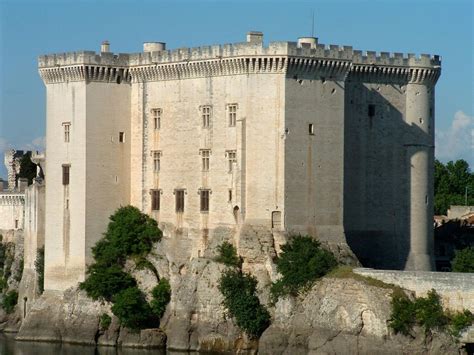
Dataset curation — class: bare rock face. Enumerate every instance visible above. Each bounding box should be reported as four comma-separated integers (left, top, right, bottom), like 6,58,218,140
117,327,166,348
259,277,461,355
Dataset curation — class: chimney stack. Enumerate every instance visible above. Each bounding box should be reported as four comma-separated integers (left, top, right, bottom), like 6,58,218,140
246,31,263,45
143,42,166,52
101,40,110,53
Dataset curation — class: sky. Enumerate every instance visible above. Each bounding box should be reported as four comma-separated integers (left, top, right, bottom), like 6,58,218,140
0,0,472,179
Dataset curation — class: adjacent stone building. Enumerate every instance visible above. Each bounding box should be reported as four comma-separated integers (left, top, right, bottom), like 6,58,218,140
38,32,441,291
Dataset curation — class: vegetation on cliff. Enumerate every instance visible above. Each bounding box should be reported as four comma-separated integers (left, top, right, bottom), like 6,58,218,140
451,246,474,273
80,206,168,330
434,159,473,215
150,279,171,319
270,235,337,302
389,289,473,338
2,290,18,314
216,242,270,338
35,247,45,294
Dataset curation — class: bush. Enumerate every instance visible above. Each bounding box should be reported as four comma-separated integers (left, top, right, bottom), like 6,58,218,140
0,278,7,293
389,293,417,336
215,242,241,267
150,279,171,318
111,287,154,330
448,310,474,337
2,290,18,314
15,257,24,282
35,247,45,294
100,313,112,330
219,269,270,338
413,290,447,332
451,247,474,273
80,264,136,301
270,235,337,301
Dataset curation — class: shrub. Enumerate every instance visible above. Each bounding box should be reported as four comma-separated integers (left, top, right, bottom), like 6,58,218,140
100,313,112,330
150,278,171,318
15,257,24,282
215,242,241,267
80,264,136,301
448,310,474,337
413,289,447,332
389,293,416,335
219,269,270,338
0,278,7,293
35,247,45,294
271,235,337,301
111,287,153,330
2,290,18,314
451,247,474,273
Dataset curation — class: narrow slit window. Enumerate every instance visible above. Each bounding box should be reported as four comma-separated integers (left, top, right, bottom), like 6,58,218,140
152,108,162,130
200,189,210,212
63,123,71,143
228,104,237,127
227,150,236,172
62,165,70,185
368,104,376,117
201,150,210,171
202,106,211,128
151,189,160,211
228,189,232,202
152,151,161,173
119,132,125,143
175,190,185,212
309,124,314,135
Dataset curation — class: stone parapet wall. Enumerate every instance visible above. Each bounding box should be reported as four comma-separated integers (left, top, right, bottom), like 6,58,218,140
354,268,474,311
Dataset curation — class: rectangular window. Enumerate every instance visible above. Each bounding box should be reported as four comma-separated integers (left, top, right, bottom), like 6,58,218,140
152,108,162,130
62,165,70,185
175,190,185,212
228,104,237,127
202,106,211,128
200,189,210,212
15,220,18,229
119,132,125,143
227,150,236,172
152,151,161,173
228,189,232,202
63,123,71,143
201,149,210,171
151,189,160,211
368,104,376,117
309,124,314,135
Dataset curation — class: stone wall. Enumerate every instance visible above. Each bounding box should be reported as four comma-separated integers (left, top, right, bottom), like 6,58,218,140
0,193,25,231
354,268,474,311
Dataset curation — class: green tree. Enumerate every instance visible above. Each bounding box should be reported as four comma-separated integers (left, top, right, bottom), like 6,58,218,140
434,159,474,215
215,242,241,267
271,235,337,300
17,152,37,185
451,247,474,272
150,278,171,318
111,287,154,330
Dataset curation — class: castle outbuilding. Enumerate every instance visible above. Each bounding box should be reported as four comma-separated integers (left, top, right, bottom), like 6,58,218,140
38,32,441,291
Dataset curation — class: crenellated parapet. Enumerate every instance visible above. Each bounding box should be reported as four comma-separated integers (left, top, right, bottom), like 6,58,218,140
0,193,25,206
38,36,441,85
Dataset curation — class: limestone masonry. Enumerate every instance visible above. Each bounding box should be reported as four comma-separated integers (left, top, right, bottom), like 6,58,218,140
38,32,441,291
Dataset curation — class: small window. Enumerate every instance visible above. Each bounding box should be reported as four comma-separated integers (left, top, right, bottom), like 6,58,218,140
228,104,237,127
309,124,314,135
152,108,162,130
15,220,18,229
201,149,210,171
228,189,232,202
227,150,236,172
63,123,71,143
200,189,210,212
175,189,185,212
62,165,70,185
152,151,161,173
119,132,125,143
151,189,160,211
368,104,375,117
202,105,211,128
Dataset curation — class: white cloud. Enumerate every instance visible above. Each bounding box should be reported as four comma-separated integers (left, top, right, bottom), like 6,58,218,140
0,137,13,153
22,136,46,152
435,111,474,167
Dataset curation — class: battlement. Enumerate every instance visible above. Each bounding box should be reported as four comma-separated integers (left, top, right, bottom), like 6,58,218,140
38,33,441,69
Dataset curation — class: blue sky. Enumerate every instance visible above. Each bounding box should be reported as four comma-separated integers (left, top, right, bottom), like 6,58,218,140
0,0,472,179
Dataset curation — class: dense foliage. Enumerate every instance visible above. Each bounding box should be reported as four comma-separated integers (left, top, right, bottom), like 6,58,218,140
215,242,241,267
80,206,164,330
219,269,270,338
35,247,45,294
451,247,474,273
389,289,473,338
434,159,473,215
270,235,337,301
150,278,171,318
99,313,112,330
2,290,18,314
17,152,37,185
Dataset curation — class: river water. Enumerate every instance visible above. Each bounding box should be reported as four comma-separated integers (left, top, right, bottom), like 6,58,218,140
0,333,195,355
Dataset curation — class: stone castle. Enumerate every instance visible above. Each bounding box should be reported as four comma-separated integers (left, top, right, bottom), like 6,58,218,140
37,32,441,291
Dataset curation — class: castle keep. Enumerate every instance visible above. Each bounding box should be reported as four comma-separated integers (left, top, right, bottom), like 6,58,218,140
38,32,441,291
